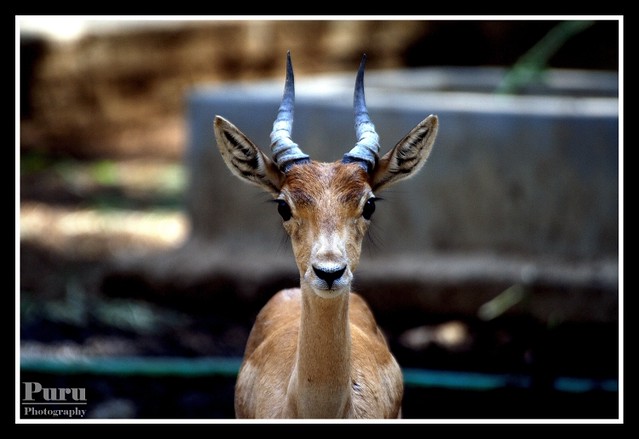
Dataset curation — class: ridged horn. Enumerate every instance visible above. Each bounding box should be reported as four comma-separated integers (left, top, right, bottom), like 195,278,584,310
342,54,380,173
270,51,310,173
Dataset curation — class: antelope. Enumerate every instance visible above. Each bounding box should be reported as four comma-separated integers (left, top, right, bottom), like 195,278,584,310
214,52,438,419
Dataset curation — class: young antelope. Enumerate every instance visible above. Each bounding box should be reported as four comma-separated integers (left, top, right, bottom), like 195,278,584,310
214,52,438,418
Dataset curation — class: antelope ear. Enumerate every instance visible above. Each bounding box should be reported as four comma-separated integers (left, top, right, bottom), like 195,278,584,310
370,115,438,192
214,116,285,196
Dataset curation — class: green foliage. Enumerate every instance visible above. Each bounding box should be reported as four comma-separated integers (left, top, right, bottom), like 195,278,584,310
21,282,190,335
20,152,186,211
89,160,119,186
497,20,594,94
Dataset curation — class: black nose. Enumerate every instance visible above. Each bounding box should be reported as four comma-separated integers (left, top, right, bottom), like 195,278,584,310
313,266,346,289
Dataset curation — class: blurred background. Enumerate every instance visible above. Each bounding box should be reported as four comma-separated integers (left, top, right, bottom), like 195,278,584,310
18,17,620,421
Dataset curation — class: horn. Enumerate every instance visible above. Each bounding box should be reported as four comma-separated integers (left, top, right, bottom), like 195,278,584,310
270,51,310,172
342,54,380,172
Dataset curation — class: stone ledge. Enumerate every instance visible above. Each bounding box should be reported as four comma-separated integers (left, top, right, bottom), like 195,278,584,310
101,239,618,325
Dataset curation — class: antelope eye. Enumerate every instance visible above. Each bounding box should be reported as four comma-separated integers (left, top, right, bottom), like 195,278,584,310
276,200,292,221
362,198,376,220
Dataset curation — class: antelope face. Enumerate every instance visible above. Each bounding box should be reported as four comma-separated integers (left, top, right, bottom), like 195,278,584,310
277,162,375,297
214,52,438,299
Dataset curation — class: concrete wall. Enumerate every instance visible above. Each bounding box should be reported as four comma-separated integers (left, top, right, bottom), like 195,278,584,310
186,67,618,262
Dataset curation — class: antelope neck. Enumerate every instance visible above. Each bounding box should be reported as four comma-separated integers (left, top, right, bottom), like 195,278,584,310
288,283,353,418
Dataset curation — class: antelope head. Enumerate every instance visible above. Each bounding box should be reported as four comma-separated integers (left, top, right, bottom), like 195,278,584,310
214,52,438,298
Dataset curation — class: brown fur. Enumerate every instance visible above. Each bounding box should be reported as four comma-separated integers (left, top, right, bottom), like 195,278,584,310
232,162,403,418
213,112,438,419
235,288,403,418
